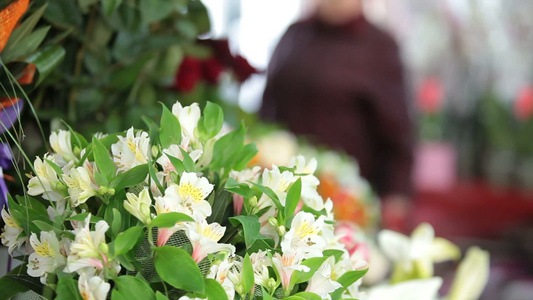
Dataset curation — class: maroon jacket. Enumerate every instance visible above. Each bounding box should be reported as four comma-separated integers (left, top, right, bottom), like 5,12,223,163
261,16,414,197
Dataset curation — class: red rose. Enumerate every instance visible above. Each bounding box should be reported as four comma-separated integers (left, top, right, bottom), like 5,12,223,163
417,78,444,114
174,56,203,93
202,57,225,84
515,85,533,121
232,55,258,83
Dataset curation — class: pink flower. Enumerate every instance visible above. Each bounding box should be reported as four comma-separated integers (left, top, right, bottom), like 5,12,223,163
515,85,533,121
417,78,444,114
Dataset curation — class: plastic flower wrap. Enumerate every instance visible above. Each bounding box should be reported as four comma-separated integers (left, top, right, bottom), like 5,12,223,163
0,101,369,300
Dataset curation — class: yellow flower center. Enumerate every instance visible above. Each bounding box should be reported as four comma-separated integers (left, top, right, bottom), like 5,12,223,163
35,241,55,258
128,139,146,162
179,183,204,203
295,220,319,238
3,214,20,229
200,225,223,241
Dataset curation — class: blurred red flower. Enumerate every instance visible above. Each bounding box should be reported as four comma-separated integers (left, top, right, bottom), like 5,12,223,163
417,78,444,114
202,57,225,84
174,56,203,92
515,85,533,121
232,55,258,83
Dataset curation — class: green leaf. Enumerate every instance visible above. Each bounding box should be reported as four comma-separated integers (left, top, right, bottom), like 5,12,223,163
330,269,368,300
224,178,254,199
149,212,194,228
159,103,181,148
113,226,144,256
94,171,109,187
291,256,330,285
66,212,104,223
233,143,258,171
180,147,196,172
323,249,345,263
284,178,301,222
210,123,245,170
102,0,122,16
247,238,275,254
155,291,170,300
154,246,205,293
229,215,260,248
111,209,122,237
113,275,156,300
166,154,185,175
110,164,149,190
292,292,322,300
26,44,66,85
204,278,229,300
33,220,62,235
261,287,274,300
56,277,82,300
197,102,224,141
2,3,47,55
250,182,283,213
140,0,175,25
44,158,64,175
242,254,255,295
0,264,37,299
2,26,50,62
93,137,116,182
283,296,305,300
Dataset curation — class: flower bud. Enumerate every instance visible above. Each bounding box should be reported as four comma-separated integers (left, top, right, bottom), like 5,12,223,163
73,146,82,158
98,242,109,255
52,181,68,194
277,225,286,236
151,145,160,158
170,172,179,183
140,203,152,224
268,217,278,228
248,196,258,207
268,278,277,289
235,284,245,295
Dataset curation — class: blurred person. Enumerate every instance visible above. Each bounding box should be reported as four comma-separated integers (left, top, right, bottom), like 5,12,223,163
260,0,414,231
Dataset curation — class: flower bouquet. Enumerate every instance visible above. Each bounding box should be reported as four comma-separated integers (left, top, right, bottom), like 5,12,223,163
0,101,369,300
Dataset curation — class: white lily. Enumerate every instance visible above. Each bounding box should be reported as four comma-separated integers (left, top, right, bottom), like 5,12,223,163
447,247,490,300
378,223,460,283
365,277,443,300
78,272,110,300
27,231,69,283
0,208,27,254
111,127,150,173
281,212,327,259
50,130,78,166
124,188,152,224
305,256,342,299
162,172,214,219
184,218,235,263
62,162,99,207
27,156,67,202
172,102,201,143
272,249,310,291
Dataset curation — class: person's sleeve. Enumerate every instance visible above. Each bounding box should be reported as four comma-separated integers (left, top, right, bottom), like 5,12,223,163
369,37,415,198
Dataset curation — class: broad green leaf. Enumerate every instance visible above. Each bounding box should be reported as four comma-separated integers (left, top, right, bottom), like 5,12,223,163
180,147,196,172
233,143,258,171
111,209,122,237
291,256,330,285
149,212,194,228
229,215,260,248
247,238,275,254
110,164,149,190
330,269,368,300
66,212,104,223
242,254,255,295
44,158,64,175
0,264,45,298
204,278,229,300
140,0,175,25
292,292,322,300
283,296,305,300
261,287,274,300
250,182,283,212
102,0,122,16
155,291,170,300
93,137,116,181
33,220,62,235
26,45,66,85
323,249,345,263
0,275,29,299
197,102,223,141
284,178,301,222
166,154,185,175
56,277,82,300
2,26,50,62
43,0,83,29
113,275,156,300
154,246,205,293
210,123,246,170
224,178,254,199
113,226,144,256
94,171,109,187
159,104,181,148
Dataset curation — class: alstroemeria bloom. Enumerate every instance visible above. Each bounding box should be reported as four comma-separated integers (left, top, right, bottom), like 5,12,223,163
124,188,152,224
305,256,342,299
164,172,214,219
447,247,490,300
289,156,323,210
207,255,236,299
378,223,460,283
272,249,310,291
27,231,69,283
250,250,272,287
172,102,201,143
156,139,203,176
78,272,110,300
184,218,235,263
50,130,78,166
0,208,27,254
365,277,443,300
281,212,327,259
111,127,150,173
62,162,99,207
65,216,115,275
27,156,67,202
257,166,294,209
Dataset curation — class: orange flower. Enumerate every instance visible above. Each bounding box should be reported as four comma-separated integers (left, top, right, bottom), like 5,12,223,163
0,0,30,52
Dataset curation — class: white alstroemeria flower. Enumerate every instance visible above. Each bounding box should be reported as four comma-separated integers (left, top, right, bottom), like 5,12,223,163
305,256,342,299
227,259,246,296
172,102,201,142
184,218,235,263
62,162,99,207
257,166,294,209
378,223,460,282
50,130,78,166
65,216,115,275
229,166,262,185
179,296,206,300
164,172,214,219
156,139,203,175
250,250,272,287
27,156,67,202
27,231,69,283
78,273,110,300
281,212,327,259
111,127,150,173
447,247,490,300
365,277,443,300
207,256,236,299
0,208,27,254
124,188,152,224
289,156,323,210
272,249,310,291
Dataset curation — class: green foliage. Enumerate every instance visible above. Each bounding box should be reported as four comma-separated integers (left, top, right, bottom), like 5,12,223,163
113,276,156,300
154,246,205,293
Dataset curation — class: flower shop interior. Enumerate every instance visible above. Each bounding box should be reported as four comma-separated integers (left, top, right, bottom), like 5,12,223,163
0,0,532,300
